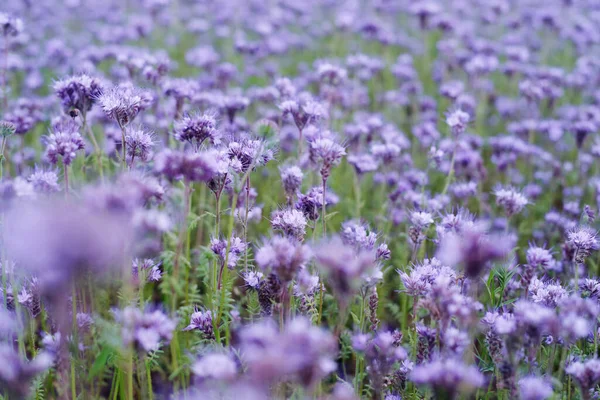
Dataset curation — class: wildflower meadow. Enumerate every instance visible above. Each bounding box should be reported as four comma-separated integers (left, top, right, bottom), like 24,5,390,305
1,0,600,399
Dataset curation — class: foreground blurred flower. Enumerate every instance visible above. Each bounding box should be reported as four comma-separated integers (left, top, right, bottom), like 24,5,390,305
191,353,237,381
410,358,484,398
314,236,379,327
238,318,336,391
154,149,218,183
437,223,510,279
0,344,53,398
566,358,600,400
2,198,132,295
115,307,176,353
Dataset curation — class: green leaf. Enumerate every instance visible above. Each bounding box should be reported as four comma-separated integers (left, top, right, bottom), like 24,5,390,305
88,346,114,379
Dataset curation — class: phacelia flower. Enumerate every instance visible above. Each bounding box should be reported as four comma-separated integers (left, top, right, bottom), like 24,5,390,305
494,187,529,217
53,74,103,114
98,84,152,127
44,119,85,166
125,126,154,164
271,209,308,241
174,112,221,150
154,149,218,182
255,236,311,283
115,307,176,352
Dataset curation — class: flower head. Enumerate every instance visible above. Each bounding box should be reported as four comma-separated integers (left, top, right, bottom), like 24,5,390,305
98,84,152,127
53,74,104,114
45,119,85,166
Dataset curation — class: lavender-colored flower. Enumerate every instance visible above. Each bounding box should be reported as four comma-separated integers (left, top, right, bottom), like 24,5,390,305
566,358,600,399
238,318,336,388
45,119,85,166
566,226,599,263
98,84,152,127
271,208,308,241
0,344,52,397
314,237,379,307
174,112,221,150
437,223,510,278
494,186,529,217
526,246,555,270
518,376,553,400
309,137,346,179
445,108,470,135
192,353,237,381
3,199,132,294
154,149,218,182
0,13,23,37
115,307,176,352
0,120,15,137
226,137,273,174
255,236,310,283
53,74,103,114
280,165,303,201
348,153,379,174
125,126,154,164
182,308,214,339
210,236,246,270
27,168,60,194
410,358,484,396
280,98,327,132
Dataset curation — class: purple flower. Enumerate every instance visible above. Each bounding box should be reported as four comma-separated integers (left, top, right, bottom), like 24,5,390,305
174,112,221,150
53,74,104,114
445,108,470,135
0,344,52,397
255,236,310,282
270,208,308,241
44,119,85,166
566,358,600,397
410,358,484,395
154,149,218,182
314,237,379,307
238,318,336,388
309,137,346,179
192,353,237,381
566,226,599,263
280,165,303,201
125,126,154,163
3,199,132,294
27,168,59,194
182,308,214,338
210,236,246,270
98,84,152,127
494,186,529,217
115,307,176,352
437,223,510,278
518,376,553,400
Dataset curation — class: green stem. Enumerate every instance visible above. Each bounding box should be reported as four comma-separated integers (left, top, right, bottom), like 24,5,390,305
146,358,153,400
441,146,456,196
321,177,327,236
353,172,361,218
0,136,7,180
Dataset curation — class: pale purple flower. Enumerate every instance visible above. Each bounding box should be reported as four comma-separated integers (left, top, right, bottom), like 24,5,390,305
192,353,237,381
519,376,553,400
255,236,310,282
115,307,176,352
271,209,308,241
410,358,484,395
45,119,85,166
494,187,529,217
182,308,214,338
